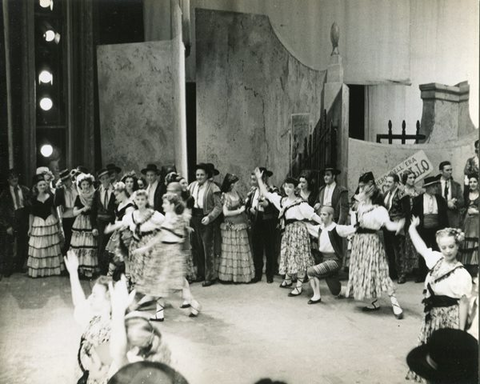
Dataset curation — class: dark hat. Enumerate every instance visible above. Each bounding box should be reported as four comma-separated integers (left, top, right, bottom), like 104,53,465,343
32,174,46,185
259,167,273,177
141,164,161,175
205,163,220,176
7,168,20,178
321,165,341,175
407,329,478,382
59,169,71,180
76,165,89,174
358,171,375,184
195,163,213,177
108,361,189,384
423,175,440,187
284,177,299,187
106,163,121,174
221,173,239,192
97,168,110,179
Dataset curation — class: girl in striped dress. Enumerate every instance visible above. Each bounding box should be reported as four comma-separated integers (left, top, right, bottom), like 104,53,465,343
254,167,323,297
70,173,99,278
27,174,64,277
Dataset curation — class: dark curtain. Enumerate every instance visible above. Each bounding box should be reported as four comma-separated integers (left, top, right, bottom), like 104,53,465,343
70,0,99,173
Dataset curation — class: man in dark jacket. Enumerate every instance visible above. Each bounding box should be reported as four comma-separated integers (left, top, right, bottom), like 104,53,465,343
411,175,449,282
0,169,31,276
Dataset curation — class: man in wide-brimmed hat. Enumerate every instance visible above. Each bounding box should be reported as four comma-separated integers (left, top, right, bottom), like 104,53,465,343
407,328,478,383
245,166,279,283
314,166,348,225
93,168,116,274
54,169,78,255
106,163,122,184
188,163,223,286
411,175,449,282
141,163,165,214
0,169,31,276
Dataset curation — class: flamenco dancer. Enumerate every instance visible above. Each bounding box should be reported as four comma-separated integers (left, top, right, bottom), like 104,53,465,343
132,193,201,321
27,174,64,277
69,173,99,278
104,182,135,280
254,167,323,297
120,190,164,289
406,217,472,382
346,173,405,319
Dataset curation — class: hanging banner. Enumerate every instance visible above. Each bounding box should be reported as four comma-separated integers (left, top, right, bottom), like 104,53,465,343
376,150,433,189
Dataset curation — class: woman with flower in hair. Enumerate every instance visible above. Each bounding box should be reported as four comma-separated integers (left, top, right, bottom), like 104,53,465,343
406,217,472,381
104,182,135,280
346,172,405,319
254,167,323,297
120,172,139,201
70,173,99,278
132,193,201,321
218,173,255,283
27,174,64,277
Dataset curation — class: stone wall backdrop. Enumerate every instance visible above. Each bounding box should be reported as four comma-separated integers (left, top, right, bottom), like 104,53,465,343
97,41,180,172
347,131,478,197
196,8,326,192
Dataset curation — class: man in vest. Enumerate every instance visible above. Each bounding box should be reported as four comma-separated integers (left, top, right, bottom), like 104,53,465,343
314,166,349,224
54,169,78,255
438,161,464,228
306,205,356,304
189,163,223,286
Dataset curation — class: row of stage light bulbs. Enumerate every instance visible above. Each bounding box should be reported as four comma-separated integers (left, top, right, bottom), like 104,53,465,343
38,0,60,112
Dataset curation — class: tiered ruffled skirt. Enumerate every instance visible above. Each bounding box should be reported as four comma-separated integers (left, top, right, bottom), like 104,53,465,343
70,215,98,277
27,215,63,277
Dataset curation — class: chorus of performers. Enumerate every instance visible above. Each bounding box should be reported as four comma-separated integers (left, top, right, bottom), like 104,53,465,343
0,138,477,383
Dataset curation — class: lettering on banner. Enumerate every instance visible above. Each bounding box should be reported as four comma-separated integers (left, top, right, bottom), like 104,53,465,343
376,151,433,190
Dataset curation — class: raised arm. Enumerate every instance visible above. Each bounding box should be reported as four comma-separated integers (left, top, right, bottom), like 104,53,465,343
64,251,86,307
408,216,429,258
254,168,269,198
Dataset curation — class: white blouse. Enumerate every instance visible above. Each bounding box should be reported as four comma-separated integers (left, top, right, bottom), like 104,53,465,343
122,210,165,232
266,192,315,221
424,248,472,298
357,203,389,230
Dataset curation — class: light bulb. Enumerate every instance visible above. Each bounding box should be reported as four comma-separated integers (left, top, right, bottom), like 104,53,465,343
39,70,53,84
39,97,53,111
40,144,53,157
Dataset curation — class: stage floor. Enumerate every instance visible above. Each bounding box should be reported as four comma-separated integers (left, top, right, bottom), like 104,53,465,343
0,273,425,384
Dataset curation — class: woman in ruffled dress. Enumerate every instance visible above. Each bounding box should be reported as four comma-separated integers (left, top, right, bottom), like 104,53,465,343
218,173,255,284
254,167,322,297
406,217,472,382
70,173,99,278
132,193,200,321
459,174,479,276
346,173,405,319
105,182,135,280
399,170,421,283
27,174,64,277
120,190,164,291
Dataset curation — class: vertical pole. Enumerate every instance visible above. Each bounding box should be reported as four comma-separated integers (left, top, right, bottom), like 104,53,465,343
3,0,14,168
66,0,74,168
401,120,406,144
388,120,392,144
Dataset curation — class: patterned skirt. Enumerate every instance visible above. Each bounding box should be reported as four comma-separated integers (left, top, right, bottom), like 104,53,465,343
346,233,394,300
105,229,128,264
279,221,313,276
137,242,186,297
218,222,255,283
459,214,479,266
70,215,98,277
127,233,158,289
27,215,63,278
406,305,460,382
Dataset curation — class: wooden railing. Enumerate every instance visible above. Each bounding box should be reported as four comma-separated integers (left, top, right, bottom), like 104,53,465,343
290,109,338,177
376,120,425,144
